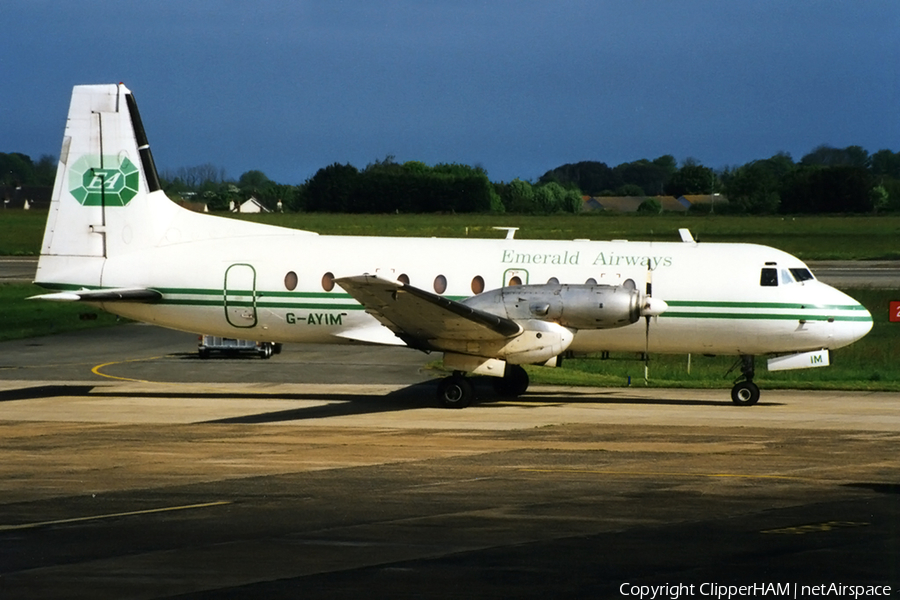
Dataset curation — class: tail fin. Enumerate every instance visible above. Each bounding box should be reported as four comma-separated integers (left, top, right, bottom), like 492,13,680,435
36,83,175,289
35,83,315,292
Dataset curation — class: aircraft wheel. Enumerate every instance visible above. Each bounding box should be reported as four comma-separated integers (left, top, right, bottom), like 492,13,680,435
731,381,760,406
437,375,474,409
492,364,530,397
198,347,210,360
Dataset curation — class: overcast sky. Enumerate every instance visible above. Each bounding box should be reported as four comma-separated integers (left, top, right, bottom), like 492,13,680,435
2,1,898,184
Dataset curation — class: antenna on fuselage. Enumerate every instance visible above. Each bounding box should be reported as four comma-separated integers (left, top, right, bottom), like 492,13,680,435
492,227,519,240
678,228,695,243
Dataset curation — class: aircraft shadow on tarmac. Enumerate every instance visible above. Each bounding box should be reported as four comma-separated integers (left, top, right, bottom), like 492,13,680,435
0,381,777,423
0,384,96,402
844,482,900,495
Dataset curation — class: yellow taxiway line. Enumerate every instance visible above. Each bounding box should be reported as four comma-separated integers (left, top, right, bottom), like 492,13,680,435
0,501,232,532
90,355,169,382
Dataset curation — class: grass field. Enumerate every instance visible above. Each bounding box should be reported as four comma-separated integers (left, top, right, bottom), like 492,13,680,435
3,209,900,259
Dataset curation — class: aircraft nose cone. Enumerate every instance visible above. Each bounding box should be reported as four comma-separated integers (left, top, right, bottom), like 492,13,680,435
820,285,873,349
853,306,874,340
833,303,873,348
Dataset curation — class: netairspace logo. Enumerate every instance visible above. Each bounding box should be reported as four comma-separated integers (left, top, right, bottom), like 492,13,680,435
69,155,140,206
618,582,893,600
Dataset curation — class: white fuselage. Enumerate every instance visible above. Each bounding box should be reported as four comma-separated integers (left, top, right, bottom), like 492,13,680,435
81,215,870,358
33,83,872,369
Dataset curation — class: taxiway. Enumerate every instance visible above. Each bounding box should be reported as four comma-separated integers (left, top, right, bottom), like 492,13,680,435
0,325,897,599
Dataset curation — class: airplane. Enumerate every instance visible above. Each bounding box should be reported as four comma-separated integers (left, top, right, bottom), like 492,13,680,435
30,83,874,408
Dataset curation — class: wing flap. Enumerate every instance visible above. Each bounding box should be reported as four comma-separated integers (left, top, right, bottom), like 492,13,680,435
335,275,520,347
333,325,406,346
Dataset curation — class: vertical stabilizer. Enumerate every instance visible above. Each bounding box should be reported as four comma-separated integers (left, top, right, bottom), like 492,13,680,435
36,83,172,289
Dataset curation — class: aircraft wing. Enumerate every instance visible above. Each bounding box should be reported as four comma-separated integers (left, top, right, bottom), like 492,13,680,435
28,288,162,302
335,275,521,349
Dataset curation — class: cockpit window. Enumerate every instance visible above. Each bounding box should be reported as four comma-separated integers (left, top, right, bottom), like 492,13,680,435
760,268,778,287
790,268,814,282
781,269,794,284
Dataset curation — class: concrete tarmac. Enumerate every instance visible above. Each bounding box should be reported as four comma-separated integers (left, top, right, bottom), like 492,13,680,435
0,325,898,599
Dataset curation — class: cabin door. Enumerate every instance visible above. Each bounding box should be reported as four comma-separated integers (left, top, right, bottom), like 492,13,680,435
224,263,258,328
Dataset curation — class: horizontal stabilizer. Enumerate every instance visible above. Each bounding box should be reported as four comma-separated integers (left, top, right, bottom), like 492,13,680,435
28,288,162,303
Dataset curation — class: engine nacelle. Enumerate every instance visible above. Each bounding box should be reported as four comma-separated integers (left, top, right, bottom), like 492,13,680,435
436,319,575,365
500,320,575,364
462,283,641,330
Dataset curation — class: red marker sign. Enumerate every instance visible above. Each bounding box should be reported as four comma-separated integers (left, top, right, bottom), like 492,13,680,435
890,301,900,323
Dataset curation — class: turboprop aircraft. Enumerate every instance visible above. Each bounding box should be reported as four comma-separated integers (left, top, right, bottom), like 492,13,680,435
31,84,873,408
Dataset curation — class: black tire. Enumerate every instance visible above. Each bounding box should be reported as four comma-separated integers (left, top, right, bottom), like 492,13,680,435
731,381,760,406
198,347,210,359
437,376,474,409
492,364,530,397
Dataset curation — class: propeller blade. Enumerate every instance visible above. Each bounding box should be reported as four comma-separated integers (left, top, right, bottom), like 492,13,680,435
644,312,650,383
640,264,670,382
644,264,651,382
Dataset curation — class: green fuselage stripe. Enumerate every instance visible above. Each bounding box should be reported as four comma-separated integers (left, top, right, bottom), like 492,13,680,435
663,312,870,322
666,300,867,311
35,283,872,323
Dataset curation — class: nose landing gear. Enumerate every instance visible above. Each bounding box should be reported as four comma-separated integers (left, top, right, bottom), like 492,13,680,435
729,355,760,406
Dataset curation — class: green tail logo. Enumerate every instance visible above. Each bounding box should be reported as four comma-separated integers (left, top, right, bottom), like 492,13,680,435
69,155,140,206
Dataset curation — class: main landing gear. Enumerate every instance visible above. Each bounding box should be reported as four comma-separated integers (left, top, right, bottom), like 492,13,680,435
436,373,474,409
491,364,529,398
730,355,760,406
436,364,530,409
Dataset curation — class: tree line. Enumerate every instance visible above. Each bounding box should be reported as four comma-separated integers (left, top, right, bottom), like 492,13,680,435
161,156,582,215
159,145,900,215
541,146,900,214
1,152,57,187
5,144,900,214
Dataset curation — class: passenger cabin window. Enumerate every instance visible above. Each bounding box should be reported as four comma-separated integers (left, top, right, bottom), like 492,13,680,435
760,268,778,287
322,272,335,292
434,274,447,294
471,275,485,294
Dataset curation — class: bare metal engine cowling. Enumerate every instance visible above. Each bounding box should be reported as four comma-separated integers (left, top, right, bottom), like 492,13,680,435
462,283,642,330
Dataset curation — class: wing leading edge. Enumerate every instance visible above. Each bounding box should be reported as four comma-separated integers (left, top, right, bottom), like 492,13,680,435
334,274,521,349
